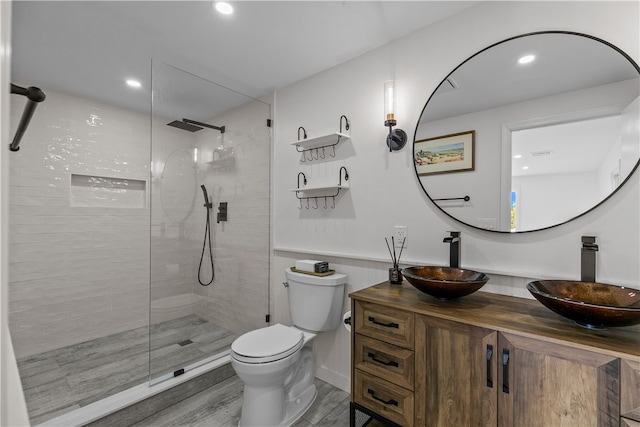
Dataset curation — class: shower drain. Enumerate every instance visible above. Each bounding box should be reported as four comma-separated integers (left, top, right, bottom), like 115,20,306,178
177,339,194,347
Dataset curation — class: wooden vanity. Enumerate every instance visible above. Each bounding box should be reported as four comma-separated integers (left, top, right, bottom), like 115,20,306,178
349,281,640,427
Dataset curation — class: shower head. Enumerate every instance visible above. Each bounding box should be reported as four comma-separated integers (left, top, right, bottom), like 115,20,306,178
167,118,225,134
167,120,203,132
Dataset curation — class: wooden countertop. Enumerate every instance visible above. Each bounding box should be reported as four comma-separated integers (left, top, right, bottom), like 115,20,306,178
350,281,640,360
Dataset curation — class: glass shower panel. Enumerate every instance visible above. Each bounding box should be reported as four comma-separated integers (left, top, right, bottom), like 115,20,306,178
150,60,271,383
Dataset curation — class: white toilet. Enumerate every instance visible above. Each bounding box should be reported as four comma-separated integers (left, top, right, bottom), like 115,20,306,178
230,267,347,427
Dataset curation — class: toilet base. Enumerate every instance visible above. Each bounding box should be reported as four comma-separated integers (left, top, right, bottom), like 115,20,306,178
236,347,317,427
237,383,316,427
281,383,317,427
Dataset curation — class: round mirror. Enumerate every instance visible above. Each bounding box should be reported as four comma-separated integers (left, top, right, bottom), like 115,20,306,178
414,31,640,232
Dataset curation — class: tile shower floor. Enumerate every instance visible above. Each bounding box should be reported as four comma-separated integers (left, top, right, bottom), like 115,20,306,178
17,315,237,425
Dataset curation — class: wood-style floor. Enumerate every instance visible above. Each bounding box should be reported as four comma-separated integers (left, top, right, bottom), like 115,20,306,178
17,314,353,426
130,376,351,427
17,315,237,425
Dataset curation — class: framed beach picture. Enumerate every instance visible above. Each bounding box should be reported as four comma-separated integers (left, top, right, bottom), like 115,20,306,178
414,130,475,175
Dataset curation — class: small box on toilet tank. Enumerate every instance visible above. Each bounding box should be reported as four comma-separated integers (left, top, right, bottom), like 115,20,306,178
295,259,329,273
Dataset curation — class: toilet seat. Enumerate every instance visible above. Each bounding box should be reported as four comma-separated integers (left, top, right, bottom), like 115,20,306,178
231,324,304,364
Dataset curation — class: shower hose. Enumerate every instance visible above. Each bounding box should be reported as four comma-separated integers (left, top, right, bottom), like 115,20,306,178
198,201,215,286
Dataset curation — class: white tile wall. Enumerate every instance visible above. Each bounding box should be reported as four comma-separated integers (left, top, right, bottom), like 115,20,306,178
10,79,272,361
9,86,151,358
190,98,272,337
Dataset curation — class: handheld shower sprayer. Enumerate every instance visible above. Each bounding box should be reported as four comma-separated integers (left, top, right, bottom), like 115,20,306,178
201,185,213,209
199,185,214,286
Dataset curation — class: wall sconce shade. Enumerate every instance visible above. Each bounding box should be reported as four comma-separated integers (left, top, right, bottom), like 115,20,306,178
384,80,396,125
383,80,407,152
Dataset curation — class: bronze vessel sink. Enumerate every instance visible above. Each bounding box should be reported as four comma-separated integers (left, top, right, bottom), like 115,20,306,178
401,266,489,300
527,280,640,329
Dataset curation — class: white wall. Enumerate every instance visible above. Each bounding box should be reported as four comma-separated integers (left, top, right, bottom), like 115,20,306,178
512,171,598,231
1,0,30,424
621,96,640,178
271,1,640,392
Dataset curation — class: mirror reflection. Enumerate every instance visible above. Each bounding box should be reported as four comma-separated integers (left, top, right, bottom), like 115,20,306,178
414,32,640,232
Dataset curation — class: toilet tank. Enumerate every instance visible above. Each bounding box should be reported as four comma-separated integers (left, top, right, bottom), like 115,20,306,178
285,268,347,332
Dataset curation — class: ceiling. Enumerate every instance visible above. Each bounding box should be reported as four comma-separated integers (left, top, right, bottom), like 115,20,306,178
11,1,477,119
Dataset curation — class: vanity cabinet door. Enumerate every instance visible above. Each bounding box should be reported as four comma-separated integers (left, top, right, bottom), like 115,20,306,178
621,358,640,426
498,333,620,427
415,315,498,427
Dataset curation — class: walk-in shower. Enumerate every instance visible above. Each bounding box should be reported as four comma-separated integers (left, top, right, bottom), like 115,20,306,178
8,59,271,425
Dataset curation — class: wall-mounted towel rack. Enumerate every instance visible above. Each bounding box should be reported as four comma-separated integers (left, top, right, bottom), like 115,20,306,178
292,167,349,209
9,83,46,152
291,115,350,162
433,195,470,202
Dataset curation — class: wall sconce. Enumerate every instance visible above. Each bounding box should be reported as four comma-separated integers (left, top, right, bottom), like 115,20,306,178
384,80,407,152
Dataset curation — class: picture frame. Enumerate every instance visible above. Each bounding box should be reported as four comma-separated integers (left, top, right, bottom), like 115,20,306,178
414,130,475,175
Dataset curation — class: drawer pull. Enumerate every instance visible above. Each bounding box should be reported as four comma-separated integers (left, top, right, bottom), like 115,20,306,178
502,348,510,394
367,388,398,406
486,344,493,388
367,316,399,328
367,351,399,367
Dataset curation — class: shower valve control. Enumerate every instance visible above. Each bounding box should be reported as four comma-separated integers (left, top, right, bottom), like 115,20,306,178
217,202,228,223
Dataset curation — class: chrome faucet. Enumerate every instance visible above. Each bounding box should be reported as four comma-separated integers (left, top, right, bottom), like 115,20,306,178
581,236,598,282
443,231,461,268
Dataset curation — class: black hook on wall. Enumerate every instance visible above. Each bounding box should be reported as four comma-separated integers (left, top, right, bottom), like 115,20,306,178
339,115,350,133
297,126,307,140
297,172,307,189
339,166,349,186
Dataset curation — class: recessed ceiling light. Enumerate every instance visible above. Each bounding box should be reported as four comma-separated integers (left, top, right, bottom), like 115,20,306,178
513,154,522,159
517,54,536,65
214,2,233,15
126,79,142,88
522,166,529,170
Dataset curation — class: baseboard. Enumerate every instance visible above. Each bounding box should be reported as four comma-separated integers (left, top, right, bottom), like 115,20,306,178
315,365,350,394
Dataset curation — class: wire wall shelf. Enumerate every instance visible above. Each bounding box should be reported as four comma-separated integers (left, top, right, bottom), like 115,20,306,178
292,167,349,209
291,115,350,162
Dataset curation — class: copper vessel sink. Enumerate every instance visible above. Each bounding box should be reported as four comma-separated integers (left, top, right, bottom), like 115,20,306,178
401,266,489,300
527,280,640,329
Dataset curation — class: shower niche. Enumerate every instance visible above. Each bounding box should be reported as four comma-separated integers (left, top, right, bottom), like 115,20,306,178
70,173,147,208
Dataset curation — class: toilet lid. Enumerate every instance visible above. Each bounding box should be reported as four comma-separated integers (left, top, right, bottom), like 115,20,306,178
231,324,304,363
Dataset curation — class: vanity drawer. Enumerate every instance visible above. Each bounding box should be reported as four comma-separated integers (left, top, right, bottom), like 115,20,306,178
354,300,414,349
353,369,414,427
354,334,414,390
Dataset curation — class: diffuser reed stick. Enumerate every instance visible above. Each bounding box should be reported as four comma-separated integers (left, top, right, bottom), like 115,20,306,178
385,236,406,284
385,236,406,268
